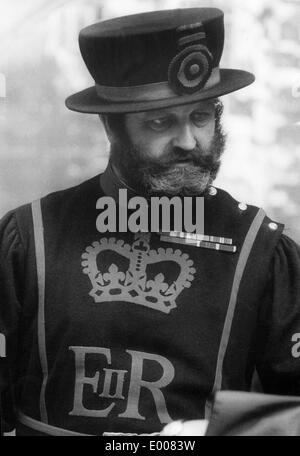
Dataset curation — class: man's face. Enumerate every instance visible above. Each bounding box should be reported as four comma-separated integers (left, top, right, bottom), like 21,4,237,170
109,99,226,197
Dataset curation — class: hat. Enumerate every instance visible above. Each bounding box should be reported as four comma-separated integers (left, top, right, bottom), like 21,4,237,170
65,8,255,114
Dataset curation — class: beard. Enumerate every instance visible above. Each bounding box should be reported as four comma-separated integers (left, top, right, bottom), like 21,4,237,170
109,113,226,198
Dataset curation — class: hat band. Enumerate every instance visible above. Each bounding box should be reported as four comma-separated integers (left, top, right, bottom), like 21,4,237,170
95,67,220,102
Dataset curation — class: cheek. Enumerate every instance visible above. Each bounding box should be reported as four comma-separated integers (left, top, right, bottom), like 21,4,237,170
195,122,215,149
139,137,171,160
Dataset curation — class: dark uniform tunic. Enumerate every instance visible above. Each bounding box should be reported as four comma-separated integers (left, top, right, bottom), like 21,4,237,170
1,170,300,435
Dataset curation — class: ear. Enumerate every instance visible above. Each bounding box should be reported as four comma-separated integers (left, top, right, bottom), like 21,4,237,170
99,114,113,142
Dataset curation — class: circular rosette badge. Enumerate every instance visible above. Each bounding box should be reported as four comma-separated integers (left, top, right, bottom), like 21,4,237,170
168,44,213,95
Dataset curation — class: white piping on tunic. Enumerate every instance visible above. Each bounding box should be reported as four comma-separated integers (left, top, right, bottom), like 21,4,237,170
31,199,48,424
205,208,266,419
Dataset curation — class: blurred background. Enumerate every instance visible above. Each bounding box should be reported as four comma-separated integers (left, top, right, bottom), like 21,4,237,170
0,0,299,242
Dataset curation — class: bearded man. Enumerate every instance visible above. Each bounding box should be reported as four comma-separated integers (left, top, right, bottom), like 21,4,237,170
1,8,300,436
102,98,225,199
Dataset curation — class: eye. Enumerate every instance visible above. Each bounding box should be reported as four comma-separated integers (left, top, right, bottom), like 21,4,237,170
146,117,172,132
191,111,212,127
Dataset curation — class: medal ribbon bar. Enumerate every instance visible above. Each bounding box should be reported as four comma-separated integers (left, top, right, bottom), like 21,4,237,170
160,231,233,245
160,235,237,253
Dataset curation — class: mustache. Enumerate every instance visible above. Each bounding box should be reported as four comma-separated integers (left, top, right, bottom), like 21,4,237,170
166,146,215,164
139,146,220,173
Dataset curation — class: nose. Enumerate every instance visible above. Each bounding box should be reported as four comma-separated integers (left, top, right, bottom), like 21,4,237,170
172,124,196,151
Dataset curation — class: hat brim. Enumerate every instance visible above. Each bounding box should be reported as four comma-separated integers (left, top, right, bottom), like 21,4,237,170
65,69,254,114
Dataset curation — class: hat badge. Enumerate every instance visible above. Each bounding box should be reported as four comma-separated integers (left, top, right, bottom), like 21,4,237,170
168,22,213,95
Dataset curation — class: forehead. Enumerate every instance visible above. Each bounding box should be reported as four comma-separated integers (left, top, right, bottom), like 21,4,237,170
126,100,216,121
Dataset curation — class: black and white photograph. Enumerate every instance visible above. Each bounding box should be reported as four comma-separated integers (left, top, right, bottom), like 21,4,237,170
0,0,300,440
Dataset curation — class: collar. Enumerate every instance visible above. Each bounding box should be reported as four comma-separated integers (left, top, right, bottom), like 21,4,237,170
100,161,139,201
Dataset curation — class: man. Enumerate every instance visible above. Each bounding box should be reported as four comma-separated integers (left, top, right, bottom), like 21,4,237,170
1,7,300,436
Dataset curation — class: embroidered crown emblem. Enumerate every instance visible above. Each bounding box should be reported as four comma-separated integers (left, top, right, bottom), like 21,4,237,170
81,233,196,314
